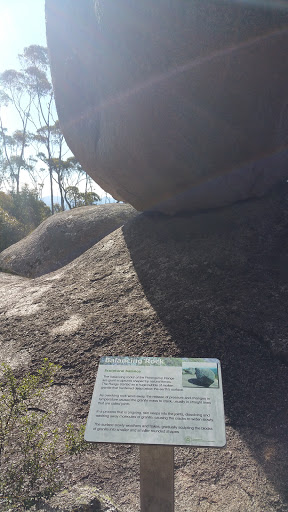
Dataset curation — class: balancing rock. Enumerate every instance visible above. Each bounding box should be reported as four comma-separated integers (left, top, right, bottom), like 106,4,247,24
45,0,288,213
195,368,215,387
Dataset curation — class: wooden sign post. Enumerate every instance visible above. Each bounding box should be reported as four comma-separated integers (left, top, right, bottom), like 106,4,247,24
85,356,226,511
140,445,174,512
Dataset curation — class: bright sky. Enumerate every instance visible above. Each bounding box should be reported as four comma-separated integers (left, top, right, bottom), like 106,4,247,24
0,0,46,71
0,0,106,200
0,0,46,132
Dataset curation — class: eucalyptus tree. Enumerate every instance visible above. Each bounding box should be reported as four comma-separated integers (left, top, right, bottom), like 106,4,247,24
0,46,54,202
19,45,56,211
32,122,80,211
0,68,36,194
1,45,100,212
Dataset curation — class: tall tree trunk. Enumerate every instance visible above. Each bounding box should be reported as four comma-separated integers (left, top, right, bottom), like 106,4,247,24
49,166,54,215
16,171,20,195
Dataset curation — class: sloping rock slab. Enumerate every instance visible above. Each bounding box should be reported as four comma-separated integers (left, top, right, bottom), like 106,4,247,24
0,204,137,278
0,185,288,511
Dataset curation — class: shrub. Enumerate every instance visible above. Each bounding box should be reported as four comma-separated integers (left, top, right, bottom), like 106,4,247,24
0,360,91,511
0,206,25,252
9,186,51,233
0,188,51,252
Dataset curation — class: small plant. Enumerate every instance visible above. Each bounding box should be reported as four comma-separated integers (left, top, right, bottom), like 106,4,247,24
0,359,91,510
65,423,87,456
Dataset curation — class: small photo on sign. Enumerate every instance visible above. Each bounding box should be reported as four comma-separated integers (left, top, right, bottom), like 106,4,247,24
182,362,219,389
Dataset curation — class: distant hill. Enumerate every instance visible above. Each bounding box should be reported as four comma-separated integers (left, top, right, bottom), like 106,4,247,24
42,196,61,208
42,195,118,209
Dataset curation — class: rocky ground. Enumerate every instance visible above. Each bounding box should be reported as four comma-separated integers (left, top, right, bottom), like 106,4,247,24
0,190,288,511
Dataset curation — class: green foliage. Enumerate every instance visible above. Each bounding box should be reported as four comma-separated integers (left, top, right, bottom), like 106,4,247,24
0,187,51,252
0,192,13,213
19,46,50,71
52,203,62,214
9,185,51,232
0,360,61,509
1,44,100,212
65,423,87,456
0,360,92,511
65,186,100,209
0,45,54,198
0,205,25,252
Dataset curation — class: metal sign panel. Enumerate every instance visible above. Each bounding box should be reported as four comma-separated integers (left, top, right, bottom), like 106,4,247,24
85,357,226,447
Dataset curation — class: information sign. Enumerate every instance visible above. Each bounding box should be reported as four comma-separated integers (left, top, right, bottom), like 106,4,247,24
85,357,226,447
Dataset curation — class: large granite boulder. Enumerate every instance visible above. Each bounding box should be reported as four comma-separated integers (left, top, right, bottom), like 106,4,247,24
0,185,288,510
45,0,288,213
0,204,137,278
195,368,215,387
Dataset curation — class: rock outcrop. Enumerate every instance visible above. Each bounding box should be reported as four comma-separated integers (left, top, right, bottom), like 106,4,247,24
45,0,288,212
1,186,288,511
0,204,137,278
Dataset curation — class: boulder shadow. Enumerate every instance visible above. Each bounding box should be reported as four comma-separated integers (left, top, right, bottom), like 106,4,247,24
123,187,288,502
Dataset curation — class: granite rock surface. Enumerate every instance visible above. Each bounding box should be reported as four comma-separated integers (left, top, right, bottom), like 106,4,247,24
1,186,288,511
46,0,288,213
0,204,137,278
